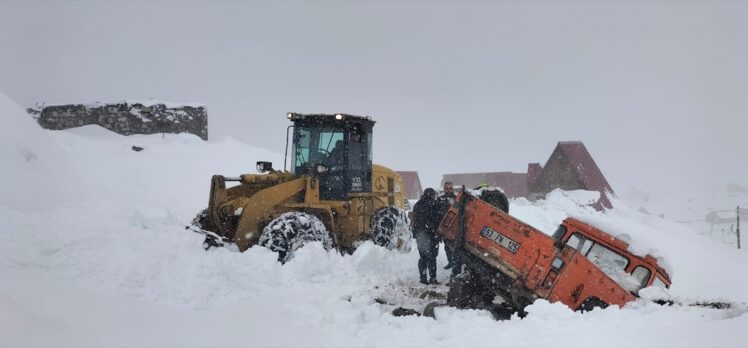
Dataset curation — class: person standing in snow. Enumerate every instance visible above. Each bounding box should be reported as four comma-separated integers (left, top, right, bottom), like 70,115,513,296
438,181,456,270
412,188,443,285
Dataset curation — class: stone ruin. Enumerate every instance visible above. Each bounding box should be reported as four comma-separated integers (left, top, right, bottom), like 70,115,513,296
27,100,208,140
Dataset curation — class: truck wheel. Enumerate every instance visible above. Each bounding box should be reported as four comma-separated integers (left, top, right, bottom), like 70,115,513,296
446,272,487,308
370,206,412,251
480,189,509,213
258,212,335,263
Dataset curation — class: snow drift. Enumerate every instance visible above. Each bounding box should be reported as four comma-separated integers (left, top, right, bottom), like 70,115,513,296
1,91,747,347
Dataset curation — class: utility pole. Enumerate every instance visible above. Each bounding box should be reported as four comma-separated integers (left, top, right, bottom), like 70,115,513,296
738,206,741,250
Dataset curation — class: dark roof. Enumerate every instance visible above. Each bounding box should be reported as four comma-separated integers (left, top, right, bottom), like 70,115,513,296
396,171,423,200
527,163,543,191
441,172,528,198
556,141,613,193
555,141,613,208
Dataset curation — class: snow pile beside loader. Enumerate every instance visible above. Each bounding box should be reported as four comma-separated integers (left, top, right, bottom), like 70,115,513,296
1,92,747,346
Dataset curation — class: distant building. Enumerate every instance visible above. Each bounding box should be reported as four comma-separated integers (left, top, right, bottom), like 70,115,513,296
727,182,748,195
441,172,528,198
396,171,423,200
441,141,614,210
529,141,614,210
706,210,739,225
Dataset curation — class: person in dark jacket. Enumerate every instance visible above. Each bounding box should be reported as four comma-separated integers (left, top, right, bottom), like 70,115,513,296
438,181,456,269
412,188,443,285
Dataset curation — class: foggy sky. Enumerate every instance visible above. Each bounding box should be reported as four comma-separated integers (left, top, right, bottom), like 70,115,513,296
1,1,746,197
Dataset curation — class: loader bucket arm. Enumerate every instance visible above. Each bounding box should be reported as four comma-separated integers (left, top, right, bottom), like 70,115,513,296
208,175,232,237
233,177,306,251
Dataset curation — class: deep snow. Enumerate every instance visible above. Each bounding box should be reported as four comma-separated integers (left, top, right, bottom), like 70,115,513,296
1,91,748,347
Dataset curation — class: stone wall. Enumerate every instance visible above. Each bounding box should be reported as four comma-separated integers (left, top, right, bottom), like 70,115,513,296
28,101,208,140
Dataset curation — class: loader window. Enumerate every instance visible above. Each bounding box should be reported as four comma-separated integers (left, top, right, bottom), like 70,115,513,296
293,126,344,173
294,129,312,171
320,131,345,170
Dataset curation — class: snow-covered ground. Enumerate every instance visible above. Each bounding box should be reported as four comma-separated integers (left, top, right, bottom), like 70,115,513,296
620,186,746,248
2,91,748,347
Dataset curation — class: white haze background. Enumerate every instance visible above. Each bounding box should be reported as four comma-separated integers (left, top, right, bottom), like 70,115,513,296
1,1,747,197
1,90,747,346
1,2,748,346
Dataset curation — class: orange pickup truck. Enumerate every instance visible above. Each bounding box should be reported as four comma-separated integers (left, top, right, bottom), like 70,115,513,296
439,190,671,313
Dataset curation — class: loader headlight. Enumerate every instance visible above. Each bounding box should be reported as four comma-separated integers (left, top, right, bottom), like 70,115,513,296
256,161,274,173
335,114,344,120
316,164,328,174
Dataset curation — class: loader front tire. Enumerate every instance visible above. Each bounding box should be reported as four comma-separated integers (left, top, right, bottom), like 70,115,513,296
370,206,412,251
258,212,335,263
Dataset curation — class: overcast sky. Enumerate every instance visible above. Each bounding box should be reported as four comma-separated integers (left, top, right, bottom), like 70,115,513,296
1,1,746,196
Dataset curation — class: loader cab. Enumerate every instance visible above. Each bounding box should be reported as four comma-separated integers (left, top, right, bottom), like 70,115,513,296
287,113,374,201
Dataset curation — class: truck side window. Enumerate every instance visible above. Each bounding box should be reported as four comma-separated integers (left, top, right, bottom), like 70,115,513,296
566,232,593,254
580,239,593,255
567,234,581,249
631,266,652,290
587,244,629,270
552,225,567,241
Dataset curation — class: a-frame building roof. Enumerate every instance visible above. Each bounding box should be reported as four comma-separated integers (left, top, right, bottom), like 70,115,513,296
537,141,614,208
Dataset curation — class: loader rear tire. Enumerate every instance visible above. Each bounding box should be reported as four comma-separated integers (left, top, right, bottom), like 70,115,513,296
258,212,335,263
370,206,412,251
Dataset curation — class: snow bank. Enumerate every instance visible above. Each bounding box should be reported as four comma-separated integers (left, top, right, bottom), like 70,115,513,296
510,190,748,303
0,92,77,210
1,90,747,346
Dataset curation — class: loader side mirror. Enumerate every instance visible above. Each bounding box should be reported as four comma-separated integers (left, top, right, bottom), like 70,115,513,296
256,161,274,173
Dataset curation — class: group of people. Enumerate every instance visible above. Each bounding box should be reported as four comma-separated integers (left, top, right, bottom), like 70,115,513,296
411,181,456,285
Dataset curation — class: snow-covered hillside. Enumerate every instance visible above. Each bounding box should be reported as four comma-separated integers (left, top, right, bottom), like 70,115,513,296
1,91,747,347
621,186,746,248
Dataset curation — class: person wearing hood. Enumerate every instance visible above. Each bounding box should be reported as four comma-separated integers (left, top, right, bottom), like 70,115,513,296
412,188,443,285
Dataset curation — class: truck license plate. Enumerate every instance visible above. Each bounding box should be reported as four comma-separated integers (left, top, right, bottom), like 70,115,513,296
480,226,521,253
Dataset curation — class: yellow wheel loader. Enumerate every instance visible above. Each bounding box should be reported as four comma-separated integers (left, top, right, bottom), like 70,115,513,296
191,113,410,261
